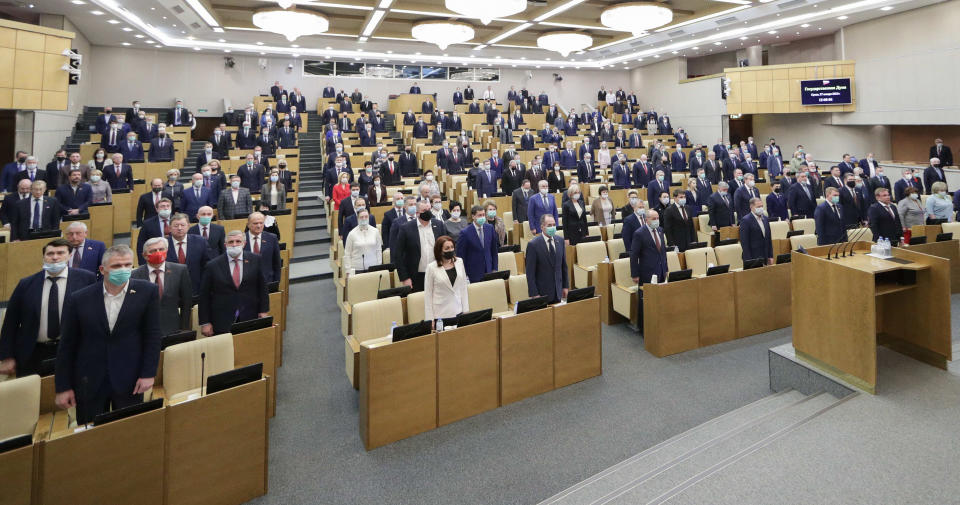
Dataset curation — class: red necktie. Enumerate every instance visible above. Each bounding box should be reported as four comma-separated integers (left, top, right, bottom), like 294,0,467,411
253,236,260,254
232,259,241,288
162,220,169,235
177,242,186,263
653,229,661,250
202,226,208,239
154,269,164,297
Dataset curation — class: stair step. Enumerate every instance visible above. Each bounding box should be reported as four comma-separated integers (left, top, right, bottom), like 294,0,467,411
291,243,330,259
289,260,333,280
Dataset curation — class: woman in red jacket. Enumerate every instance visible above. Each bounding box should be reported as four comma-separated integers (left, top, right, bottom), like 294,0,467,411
331,172,352,210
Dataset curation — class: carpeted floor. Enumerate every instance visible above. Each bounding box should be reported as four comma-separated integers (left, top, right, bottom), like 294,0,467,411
248,280,790,505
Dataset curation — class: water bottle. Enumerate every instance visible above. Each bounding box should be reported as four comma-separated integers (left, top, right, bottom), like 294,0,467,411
885,238,892,256
603,255,610,264
436,318,444,332
390,321,397,338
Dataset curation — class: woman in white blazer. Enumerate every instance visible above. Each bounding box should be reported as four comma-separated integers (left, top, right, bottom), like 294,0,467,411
423,235,469,322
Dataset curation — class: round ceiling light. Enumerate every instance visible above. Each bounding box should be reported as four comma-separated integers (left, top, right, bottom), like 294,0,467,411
537,31,593,57
445,0,526,25
600,2,673,36
276,0,294,8
411,21,475,50
252,8,329,42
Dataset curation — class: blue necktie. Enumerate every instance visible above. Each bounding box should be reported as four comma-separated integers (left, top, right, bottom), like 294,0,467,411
32,199,40,229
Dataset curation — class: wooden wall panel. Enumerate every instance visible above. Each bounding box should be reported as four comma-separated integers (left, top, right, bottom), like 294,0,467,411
13,50,43,89
0,20,74,110
890,125,960,165
724,60,855,116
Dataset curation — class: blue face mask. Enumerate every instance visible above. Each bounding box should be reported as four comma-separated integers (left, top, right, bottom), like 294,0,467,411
406,205,417,216
107,267,132,286
545,226,557,237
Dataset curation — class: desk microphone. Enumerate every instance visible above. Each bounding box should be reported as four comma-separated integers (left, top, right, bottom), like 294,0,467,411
200,351,206,396
827,224,855,260
845,226,870,257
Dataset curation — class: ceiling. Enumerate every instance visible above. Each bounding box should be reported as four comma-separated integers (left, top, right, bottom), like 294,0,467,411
0,0,945,69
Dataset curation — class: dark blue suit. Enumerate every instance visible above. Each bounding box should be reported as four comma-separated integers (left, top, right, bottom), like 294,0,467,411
559,149,577,169
525,234,568,304
814,201,845,245
189,222,225,256
739,213,773,261
612,162,632,188
475,169,498,198
787,183,817,218
55,279,161,423
103,163,134,191
136,216,166,262
168,234,210,292
181,186,214,218
633,161,654,188
868,203,903,246
148,137,175,162
0,269,97,376
621,212,642,252
765,192,789,221
245,231,282,283
119,140,144,162
456,223,499,283
199,253,270,334
707,192,736,228
71,239,106,275
671,151,686,173
893,178,918,202
630,225,668,332
646,179,668,210
54,183,93,215
527,193,558,234
733,185,760,221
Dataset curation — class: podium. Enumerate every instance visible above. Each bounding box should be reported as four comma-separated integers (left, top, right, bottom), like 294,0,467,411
791,242,951,393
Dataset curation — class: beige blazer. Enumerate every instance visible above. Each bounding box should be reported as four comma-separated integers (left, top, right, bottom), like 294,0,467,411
423,260,469,321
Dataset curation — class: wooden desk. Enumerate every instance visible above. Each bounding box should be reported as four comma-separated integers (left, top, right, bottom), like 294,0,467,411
88,202,114,245
360,334,437,450
165,379,268,505
735,263,791,337
499,308,554,405
232,325,278,418
553,297,602,388
0,444,33,505
907,239,960,293
437,320,499,426
698,272,737,346
38,409,164,505
792,242,950,393
593,262,622,325
111,190,133,234
643,280,700,357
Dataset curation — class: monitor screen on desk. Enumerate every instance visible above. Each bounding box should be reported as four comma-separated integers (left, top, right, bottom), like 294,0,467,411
92,398,163,427
206,363,263,395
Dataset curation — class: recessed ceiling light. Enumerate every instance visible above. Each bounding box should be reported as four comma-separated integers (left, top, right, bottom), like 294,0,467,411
291,44,299,48
713,41,721,45
218,39,225,42
145,40,155,44
880,5,893,10
260,52,266,55
135,34,144,38
672,50,678,54
293,53,300,57
122,27,133,32
775,35,780,38
71,0,85,4
162,16,167,19
121,42,131,46
387,50,393,53
837,15,848,20
107,19,120,24
90,10,103,15
193,47,201,50
171,23,177,27
739,36,748,40
223,49,231,53
818,27,822,30
256,41,263,45
801,23,810,27
768,30,777,34
653,54,659,58
325,46,332,50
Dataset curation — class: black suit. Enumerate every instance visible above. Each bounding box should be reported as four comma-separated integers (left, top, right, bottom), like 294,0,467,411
0,192,28,225
930,144,953,167
707,192,735,228
662,203,696,251
561,199,589,245
525,234,568,304
136,191,163,226
868,203,903,246
394,218,447,292
12,196,61,241
189,222,226,256
199,253,270,334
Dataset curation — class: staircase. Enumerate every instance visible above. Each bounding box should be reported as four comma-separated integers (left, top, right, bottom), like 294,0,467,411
539,389,854,505
288,114,332,283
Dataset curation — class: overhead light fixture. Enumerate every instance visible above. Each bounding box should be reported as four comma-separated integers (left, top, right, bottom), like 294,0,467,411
106,19,120,24
362,9,386,36
135,34,144,38
654,5,748,32
537,31,593,57
277,0,295,7
358,36,368,42
692,46,699,49
90,10,103,15
713,41,721,45
252,8,329,41
837,15,848,19
487,22,531,44
800,23,810,27
378,0,394,7
122,27,133,32
600,2,673,36
121,42,131,46
445,0,526,25
767,30,777,34
184,0,220,29
534,0,587,22
411,20,475,50
739,36,748,40
880,5,893,10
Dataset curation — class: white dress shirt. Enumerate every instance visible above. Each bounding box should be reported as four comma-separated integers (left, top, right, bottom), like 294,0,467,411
343,224,383,272
103,281,129,332
417,221,436,273
38,268,68,342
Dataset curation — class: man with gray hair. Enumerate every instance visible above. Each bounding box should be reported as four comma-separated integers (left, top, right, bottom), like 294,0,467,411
132,236,192,335
64,221,105,275
55,243,161,424
199,230,270,335
13,179,61,241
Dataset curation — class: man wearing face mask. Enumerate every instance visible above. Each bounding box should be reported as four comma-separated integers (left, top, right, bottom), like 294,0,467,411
630,210,668,334
456,204,499,283
148,124,175,162
0,239,97,377
340,197,377,246
181,173,214,220
136,196,173,260
132,237,191,336
16,155,47,190
55,244,160,424
621,193,647,252
218,175,253,220
95,107,117,136
397,145,417,178
394,200,447,292
663,189,696,251
869,165,891,202
527,180,559,234
839,173,867,227
136,178,165,226
54,168,93,217
12,180,60,240
104,153,134,191
43,150,66,187
739,198,773,264
189,206,225,255
166,212,211,292
236,120,257,150
765,180,789,222
194,142,220,174
1,178,32,227
238,153,265,195
525,214,568,304
381,192,406,246
815,187,846,245
923,157,946,195
167,99,190,126
733,173,760,222
138,114,158,142
199,230,270,336
929,138,953,168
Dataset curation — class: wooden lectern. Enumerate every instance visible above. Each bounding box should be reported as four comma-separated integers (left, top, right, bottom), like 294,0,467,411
791,242,951,394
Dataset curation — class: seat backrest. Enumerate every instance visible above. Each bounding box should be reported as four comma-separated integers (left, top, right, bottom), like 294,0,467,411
163,333,235,399
498,251,519,275
683,246,718,277
790,233,819,250
941,221,960,236
697,214,710,231
346,270,392,306
666,250,682,272
612,257,633,286
382,248,391,264
466,279,510,314
793,218,815,235
406,291,425,323
0,374,40,440
606,238,625,260
847,227,873,242
353,296,405,342
587,225,601,237
508,274,530,304
714,243,743,270
575,240,609,267
769,220,790,240
522,220,533,239
503,211,513,224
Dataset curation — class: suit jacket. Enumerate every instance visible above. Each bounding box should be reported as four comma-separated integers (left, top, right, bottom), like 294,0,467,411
707,192,736,228
561,199,589,245
148,137,175,162
13,196,61,240
119,140,144,162
838,185,867,226
394,218,447,283
629,225,668,284
210,131,232,155
475,169,498,199
893,178,919,202
132,262,192,335
236,129,257,149
930,144,953,167
765,192,789,221
136,216,167,263
0,192,27,225
814,201,846,245
218,187,253,219
70,239,105,275
733,185,761,221
199,253,270,334
662,203,696,251
55,279,161,400
646,179,668,210
167,234,211,292
181,186,215,218
868,203,903,246
632,161,654,188
739,213,773,261
136,191,162,226
17,168,48,189
0,269,97,367
923,165,946,194
54,184,93,215
787,183,817,218
103,162,134,190
237,163,265,193
527,192,558,234
245,231,282,283
577,160,598,183
455,223,499,283
189,222,225,256
525,234,568,303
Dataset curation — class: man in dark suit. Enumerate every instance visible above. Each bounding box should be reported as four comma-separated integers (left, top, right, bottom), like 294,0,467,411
839,174,867,227
182,173,214,219
133,237,192,336
256,127,277,157
44,151,66,185
119,131,145,162
136,197,173,263
787,172,817,219
167,213,211,293
930,138,953,168
502,161,525,200
245,212,282,283
868,188,903,246
765,180,789,222
103,153,135,191
394,200,447,292
456,206,499,282
278,119,297,149
814,187,846,245
410,82,422,94
95,108,118,135
733,173,761,221
525,215,568,304
236,121,257,150
707,182,736,232
421,99,434,114
54,168,93,217
475,163,499,199
189,206,225,256
1,178,31,226
237,155,266,194
924,157,946,195
577,153,598,184
510,179,533,224
740,198,773,263
412,118,429,138
13,180,61,241
824,166,844,192
620,195,645,252
210,124,232,156
195,142,220,174
168,99,190,127
527,180,558,234
64,222,105,275
380,193,405,246
630,211,668,334
138,117,159,142
893,168,919,202
394,146,416,178
101,121,123,153
646,170,669,211
199,231,270,336
0,239,97,377
136,179,164,226
869,167,891,198
662,190,696,251
55,244,161,424
148,128,175,162
322,84,335,98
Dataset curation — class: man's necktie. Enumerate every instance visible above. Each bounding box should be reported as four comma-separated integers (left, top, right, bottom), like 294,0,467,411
154,269,164,297
47,277,60,340
178,242,186,263
253,236,260,254
162,219,169,235
32,199,40,229
73,247,81,266
232,259,242,288
653,229,661,250
886,205,894,218
202,226,208,239
833,205,840,219
547,236,554,255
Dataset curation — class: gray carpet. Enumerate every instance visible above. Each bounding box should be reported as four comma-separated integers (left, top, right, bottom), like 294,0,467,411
248,280,790,505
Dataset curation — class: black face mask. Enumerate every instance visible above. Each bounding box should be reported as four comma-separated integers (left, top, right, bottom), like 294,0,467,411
773,187,782,193
420,210,433,222
846,181,856,188
442,250,455,260
56,156,66,162
17,156,26,163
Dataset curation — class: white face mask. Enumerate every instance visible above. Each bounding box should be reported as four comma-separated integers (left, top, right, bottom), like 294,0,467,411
539,188,549,196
